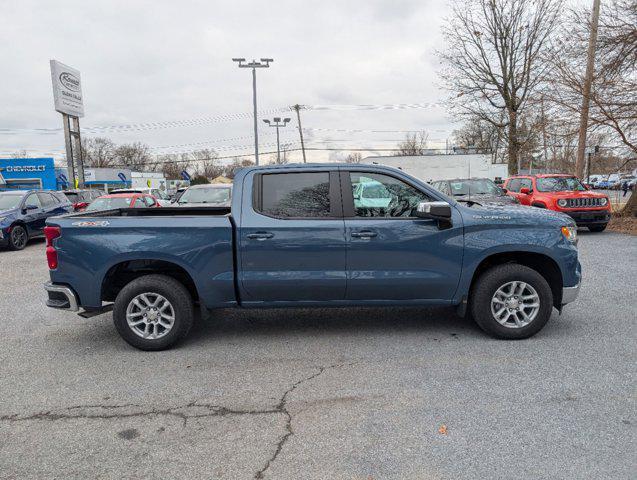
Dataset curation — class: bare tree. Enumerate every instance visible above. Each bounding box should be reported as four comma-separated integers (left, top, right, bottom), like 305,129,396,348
114,142,152,171
82,137,116,167
439,0,562,173
225,158,255,178
547,0,637,155
394,131,429,156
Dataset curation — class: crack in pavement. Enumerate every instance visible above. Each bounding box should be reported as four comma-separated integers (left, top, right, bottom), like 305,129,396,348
254,362,352,480
0,401,280,428
0,362,353,479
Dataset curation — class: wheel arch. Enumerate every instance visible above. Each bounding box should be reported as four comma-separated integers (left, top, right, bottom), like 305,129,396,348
468,251,563,309
101,259,200,303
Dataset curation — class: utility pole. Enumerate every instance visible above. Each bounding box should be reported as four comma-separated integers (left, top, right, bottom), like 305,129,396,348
292,104,307,163
232,58,273,165
263,117,290,163
575,0,602,179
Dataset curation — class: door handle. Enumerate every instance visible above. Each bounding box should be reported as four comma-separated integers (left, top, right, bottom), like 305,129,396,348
351,230,377,238
247,232,274,240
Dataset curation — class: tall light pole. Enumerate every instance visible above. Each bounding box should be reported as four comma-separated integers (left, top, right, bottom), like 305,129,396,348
263,117,290,163
232,58,273,165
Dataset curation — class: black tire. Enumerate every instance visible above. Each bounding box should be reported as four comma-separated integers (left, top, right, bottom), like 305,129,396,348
8,225,28,250
113,274,194,351
588,224,607,232
469,264,554,340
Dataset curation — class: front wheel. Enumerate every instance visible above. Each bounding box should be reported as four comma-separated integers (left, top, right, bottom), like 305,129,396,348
8,225,28,250
588,224,607,232
470,264,554,339
113,274,194,350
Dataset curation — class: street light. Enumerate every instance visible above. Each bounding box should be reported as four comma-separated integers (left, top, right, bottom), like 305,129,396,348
263,117,291,163
232,57,273,165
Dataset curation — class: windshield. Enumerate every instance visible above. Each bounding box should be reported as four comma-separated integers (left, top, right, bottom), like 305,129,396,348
0,193,23,210
537,177,586,192
86,197,134,211
179,187,231,204
449,179,502,196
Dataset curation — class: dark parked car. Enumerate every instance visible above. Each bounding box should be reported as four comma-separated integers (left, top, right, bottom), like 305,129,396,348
0,190,72,250
62,189,105,211
431,178,519,206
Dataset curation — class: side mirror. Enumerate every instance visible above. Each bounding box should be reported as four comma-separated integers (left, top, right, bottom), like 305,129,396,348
501,188,508,193
24,204,39,211
520,187,531,195
415,201,452,220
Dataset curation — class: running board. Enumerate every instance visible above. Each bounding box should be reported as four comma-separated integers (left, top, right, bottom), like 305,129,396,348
78,304,113,318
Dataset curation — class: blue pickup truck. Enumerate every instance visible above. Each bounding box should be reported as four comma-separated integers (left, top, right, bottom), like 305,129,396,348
44,164,581,350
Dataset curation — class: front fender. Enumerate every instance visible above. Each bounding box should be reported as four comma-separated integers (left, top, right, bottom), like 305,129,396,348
452,223,579,303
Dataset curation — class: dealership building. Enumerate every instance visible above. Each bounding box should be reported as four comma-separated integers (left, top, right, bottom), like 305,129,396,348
0,158,134,191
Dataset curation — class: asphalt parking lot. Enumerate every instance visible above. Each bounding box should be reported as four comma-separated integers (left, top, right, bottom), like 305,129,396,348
0,232,635,479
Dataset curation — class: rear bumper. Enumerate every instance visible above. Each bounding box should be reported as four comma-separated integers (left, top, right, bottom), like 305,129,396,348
563,210,611,225
562,281,581,305
44,282,79,312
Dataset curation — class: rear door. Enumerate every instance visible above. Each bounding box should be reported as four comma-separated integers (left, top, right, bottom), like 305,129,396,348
239,169,346,303
342,169,464,301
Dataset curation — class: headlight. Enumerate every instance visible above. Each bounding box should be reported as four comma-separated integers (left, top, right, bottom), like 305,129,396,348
0,216,6,224
557,199,568,208
561,225,578,243
600,197,608,206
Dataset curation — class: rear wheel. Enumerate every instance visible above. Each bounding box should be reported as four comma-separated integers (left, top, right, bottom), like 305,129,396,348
470,264,554,339
8,225,28,250
588,224,607,232
113,274,194,350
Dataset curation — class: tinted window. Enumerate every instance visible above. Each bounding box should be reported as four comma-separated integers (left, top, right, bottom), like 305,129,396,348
64,192,80,202
507,179,521,192
144,196,157,207
52,192,68,203
24,193,42,209
259,172,331,218
349,172,431,218
38,192,56,206
519,178,533,191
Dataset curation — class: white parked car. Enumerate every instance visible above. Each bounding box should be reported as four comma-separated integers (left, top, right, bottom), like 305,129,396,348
176,184,232,207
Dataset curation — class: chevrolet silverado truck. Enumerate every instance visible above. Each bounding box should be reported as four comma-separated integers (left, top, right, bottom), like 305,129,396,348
44,164,581,350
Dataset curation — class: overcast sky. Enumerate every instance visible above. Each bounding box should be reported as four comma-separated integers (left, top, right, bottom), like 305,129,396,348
2,0,465,163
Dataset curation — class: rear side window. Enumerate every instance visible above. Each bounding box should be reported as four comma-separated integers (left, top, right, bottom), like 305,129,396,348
37,192,56,206
257,172,332,218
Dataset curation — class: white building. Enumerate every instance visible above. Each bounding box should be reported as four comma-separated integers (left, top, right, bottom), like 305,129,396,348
363,154,508,183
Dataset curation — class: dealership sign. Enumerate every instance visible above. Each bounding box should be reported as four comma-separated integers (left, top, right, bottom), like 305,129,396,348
50,60,84,117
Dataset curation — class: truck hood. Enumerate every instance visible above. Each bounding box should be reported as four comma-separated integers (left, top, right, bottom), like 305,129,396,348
459,203,575,228
459,193,518,206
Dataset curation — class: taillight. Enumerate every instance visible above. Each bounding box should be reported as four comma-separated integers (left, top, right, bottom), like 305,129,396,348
44,226,61,270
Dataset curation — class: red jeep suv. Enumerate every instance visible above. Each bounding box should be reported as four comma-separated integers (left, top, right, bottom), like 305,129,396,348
503,174,611,232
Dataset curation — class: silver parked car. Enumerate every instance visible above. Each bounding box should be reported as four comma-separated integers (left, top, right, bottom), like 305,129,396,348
176,184,232,207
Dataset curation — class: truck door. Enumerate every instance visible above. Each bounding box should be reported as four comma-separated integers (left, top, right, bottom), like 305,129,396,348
239,170,346,303
342,170,463,301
